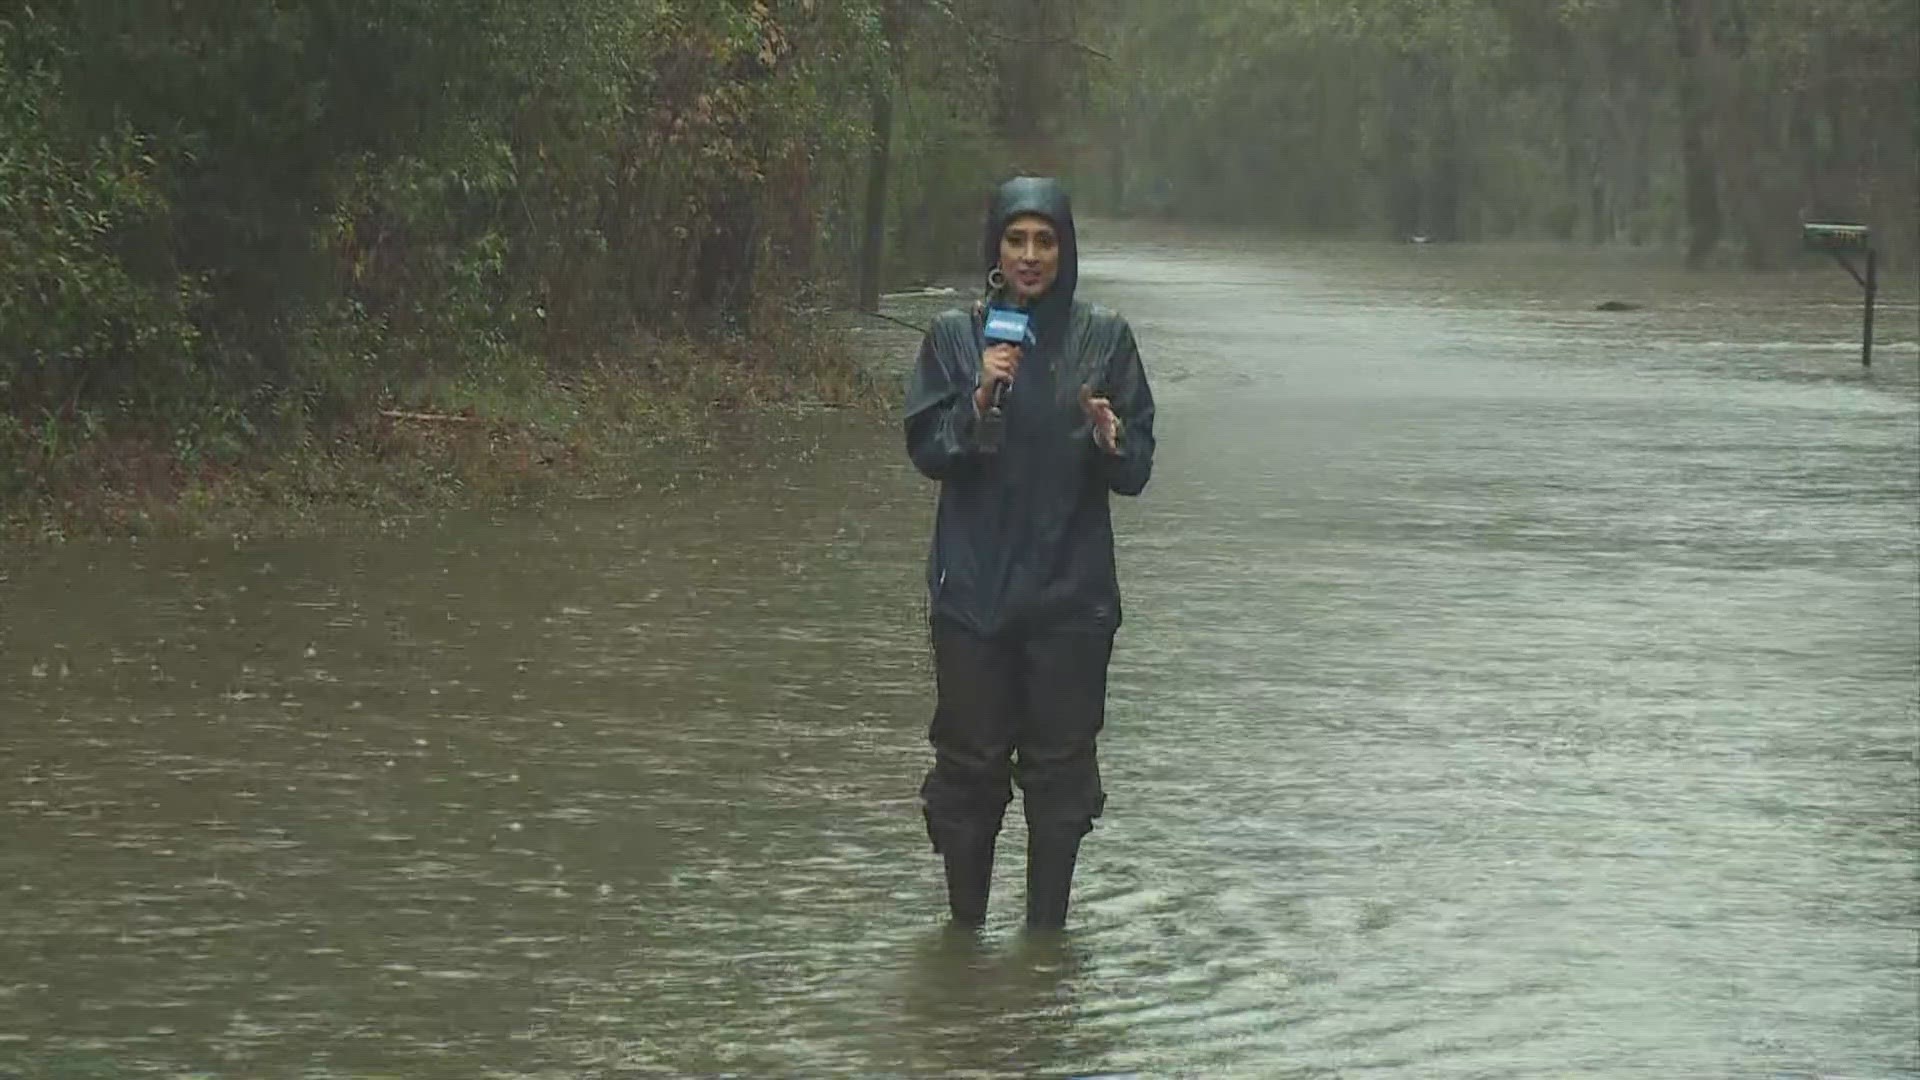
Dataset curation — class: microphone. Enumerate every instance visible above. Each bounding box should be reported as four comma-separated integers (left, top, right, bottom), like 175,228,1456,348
978,293,1034,455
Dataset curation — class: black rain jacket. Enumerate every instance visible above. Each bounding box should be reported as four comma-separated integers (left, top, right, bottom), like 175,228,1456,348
903,177,1157,638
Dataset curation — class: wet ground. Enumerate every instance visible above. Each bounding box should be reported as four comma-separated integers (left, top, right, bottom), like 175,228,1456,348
4,225,1917,1077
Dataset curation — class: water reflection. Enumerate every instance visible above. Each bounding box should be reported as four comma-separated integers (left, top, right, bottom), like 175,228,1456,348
891,929,1109,1079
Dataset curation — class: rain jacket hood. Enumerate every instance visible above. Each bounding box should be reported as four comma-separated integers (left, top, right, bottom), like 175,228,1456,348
982,176,1079,334
904,177,1157,638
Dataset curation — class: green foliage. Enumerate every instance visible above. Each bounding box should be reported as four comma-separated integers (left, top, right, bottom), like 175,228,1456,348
13,0,1904,497
0,0,983,473
0,16,201,425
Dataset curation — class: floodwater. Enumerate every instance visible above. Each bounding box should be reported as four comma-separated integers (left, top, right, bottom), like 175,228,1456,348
4,226,1917,1077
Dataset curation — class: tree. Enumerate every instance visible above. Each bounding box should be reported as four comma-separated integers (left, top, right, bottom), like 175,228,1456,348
1071,0,1915,266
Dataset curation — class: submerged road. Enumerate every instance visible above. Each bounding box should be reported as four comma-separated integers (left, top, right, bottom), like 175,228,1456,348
4,227,1917,1077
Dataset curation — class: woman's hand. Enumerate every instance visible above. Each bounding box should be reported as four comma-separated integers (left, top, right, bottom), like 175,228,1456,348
1080,384,1123,455
976,343,1021,413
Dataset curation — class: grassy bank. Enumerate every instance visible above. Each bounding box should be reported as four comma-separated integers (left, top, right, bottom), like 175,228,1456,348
0,324,895,544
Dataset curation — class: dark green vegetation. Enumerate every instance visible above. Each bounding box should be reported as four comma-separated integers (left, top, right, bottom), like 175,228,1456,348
0,1,1075,535
4,0,1913,537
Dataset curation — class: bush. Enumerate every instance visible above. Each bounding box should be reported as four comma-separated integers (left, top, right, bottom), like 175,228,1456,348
0,18,200,430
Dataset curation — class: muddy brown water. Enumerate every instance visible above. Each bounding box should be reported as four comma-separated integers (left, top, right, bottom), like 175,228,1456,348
4,225,1917,1077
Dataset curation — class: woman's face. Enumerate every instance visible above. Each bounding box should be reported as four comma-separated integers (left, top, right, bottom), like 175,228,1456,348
998,214,1060,302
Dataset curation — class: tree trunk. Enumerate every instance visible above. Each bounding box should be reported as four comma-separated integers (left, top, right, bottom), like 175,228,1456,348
692,190,759,330
1669,0,1723,268
1558,78,1583,240
857,79,892,314
775,148,814,274
1588,68,1614,244
1384,53,1422,239
1624,81,1656,244
1427,65,1462,241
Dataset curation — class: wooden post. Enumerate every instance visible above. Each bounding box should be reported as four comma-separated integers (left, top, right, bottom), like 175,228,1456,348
1862,248,1877,369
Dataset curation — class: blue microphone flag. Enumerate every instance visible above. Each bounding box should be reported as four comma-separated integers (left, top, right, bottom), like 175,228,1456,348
982,305,1036,347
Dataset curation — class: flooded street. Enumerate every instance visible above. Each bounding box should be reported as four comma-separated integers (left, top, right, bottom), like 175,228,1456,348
4,229,1917,1077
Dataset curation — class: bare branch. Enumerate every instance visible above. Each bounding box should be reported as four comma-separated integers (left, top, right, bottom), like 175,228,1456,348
979,28,1113,62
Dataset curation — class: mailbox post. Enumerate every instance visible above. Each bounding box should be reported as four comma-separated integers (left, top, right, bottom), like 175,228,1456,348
1802,222,1877,368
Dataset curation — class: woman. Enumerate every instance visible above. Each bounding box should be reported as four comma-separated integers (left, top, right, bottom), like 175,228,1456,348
903,176,1158,930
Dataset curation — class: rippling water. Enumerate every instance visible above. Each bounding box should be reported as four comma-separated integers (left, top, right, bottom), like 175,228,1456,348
4,228,1916,1077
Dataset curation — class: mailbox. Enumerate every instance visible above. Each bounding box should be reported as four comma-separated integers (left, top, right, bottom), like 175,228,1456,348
1801,222,1877,367
1803,222,1871,253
